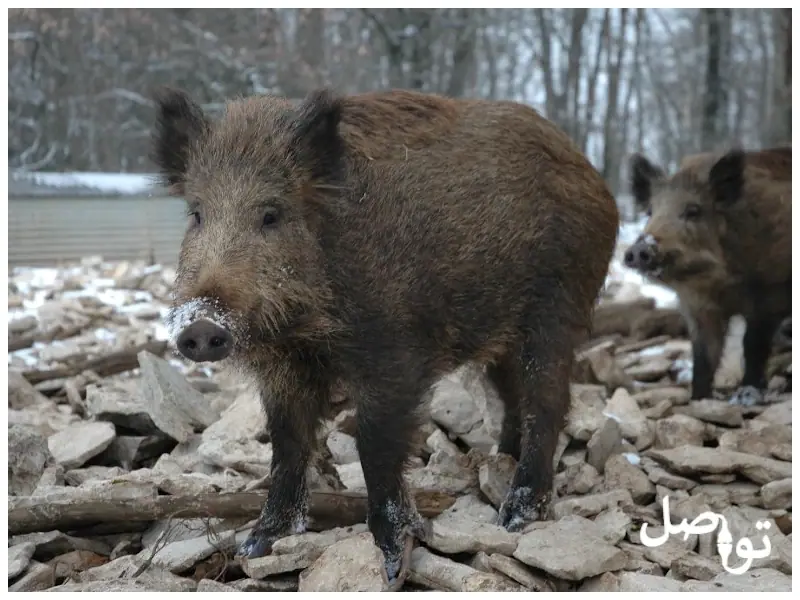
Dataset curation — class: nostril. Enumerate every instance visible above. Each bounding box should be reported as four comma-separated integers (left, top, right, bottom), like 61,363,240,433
624,249,635,265
184,339,197,351
209,336,226,348
638,250,651,264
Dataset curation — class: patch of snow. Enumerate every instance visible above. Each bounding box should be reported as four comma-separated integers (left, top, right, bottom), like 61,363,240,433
623,452,641,465
11,171,157,196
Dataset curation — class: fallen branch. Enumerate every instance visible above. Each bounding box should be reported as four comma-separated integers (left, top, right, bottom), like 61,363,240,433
8,487,457,536
21,340,169,385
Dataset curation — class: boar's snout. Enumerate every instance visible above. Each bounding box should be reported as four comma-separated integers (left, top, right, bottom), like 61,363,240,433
624,236,658,272
176,318,233,363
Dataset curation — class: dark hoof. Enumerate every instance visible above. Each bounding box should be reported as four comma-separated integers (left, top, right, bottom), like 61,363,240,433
384,527,418,591
237,530,275,559
498,487,552,532
728,385,764,407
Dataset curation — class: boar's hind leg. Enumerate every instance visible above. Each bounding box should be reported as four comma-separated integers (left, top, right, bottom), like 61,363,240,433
239,386,325,559
355,377,427,586
730,314,784,406
497,343,571,532
487,361,522,460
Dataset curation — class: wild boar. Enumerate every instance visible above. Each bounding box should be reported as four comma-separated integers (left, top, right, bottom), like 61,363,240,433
152,86,620,585
625,146,791,406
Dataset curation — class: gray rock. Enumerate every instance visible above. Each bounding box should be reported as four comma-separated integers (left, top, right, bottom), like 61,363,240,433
646,445,791,484
670,552,724,581
136,529,238,573
9,531,111,562
407,450,477,496
565,385,607,441
673,399,744,427
200,391,266,442
326,430,359,464
426,428,462,457
8,424,51,495
680,568,791,591
604,387,653,450
487,553,553,591
335,461,366,491
593,506,632,545
753,401,790,426
45,581,159,592
760,478,791,510
632,386,690,407
409,547,523,592
196,437,273,477
47,421,116,469
644,463,697,490
428,376,482,435
8,561,56,591
196,579,240,592
298,532,387,592
556,462,601,496
654,414,706,449
586,417,625,472
478,453,515,508
604,453,656,504
242,553,313,577
8,370,48,409
552,488,633,520
427,519,520,556
229,577,298,592
271,524,369,558
618,572,684,591
8,542,36,579
436,494,498,525
514,515,627,581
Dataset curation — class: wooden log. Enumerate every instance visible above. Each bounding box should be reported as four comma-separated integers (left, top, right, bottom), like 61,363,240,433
8,487,457,536
20,340,169,385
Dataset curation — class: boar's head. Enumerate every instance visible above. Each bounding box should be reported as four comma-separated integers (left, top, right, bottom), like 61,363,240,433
623,150,748,285
151,87,345,365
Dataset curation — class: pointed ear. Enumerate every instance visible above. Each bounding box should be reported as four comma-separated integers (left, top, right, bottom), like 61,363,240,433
708,149,746,207
289,88,344,180
150,86,210,193
630,153,665,214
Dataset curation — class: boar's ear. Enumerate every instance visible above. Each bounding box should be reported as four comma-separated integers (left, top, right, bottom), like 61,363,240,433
629,153,665,214
151,86,210,192
289,88,344,180
708,149,746,207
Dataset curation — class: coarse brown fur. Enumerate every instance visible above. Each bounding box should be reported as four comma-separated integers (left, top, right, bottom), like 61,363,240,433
627,146,791,403
152,86,620,581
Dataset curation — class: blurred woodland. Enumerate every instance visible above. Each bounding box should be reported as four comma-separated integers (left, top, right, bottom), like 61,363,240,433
8,8,792,197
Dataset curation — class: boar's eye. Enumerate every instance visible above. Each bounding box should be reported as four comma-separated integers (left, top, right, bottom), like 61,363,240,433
262,208,279,230
188,210,202,228
683,204,702,220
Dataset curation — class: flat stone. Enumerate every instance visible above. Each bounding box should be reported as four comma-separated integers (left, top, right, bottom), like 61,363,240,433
407,450,477,496
242,553,313,577
646,445,791,485
428,377,482,435
196,579,239,592
593,507,632,545
604,453,656,504
654,414,706,449
8,424,52,496
436,494,498,525
8,561,55,592
556,462,601,496
298,532,387,592
680,568,791,591
632,386,690,407
8,370,48,409
760,478,791,510
428,519,520,556
552,488,633,520
47,421,116,469
753,401,790,426
673,399,743,426
618,572,684,591
486,554,553,591
717,424,792,458
9,531,111,562
670,552,723,581
136,530,237,573
644,464,697,490
46,550,108,579
200,391,266,442
271,524,369,558
229,577,298,592
513,515,627,581
8,542,36,579
565,385,607,441
409,547,522,592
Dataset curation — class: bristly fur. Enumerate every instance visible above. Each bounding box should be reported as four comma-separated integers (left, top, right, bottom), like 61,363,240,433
628,146,791,401
150,85,621,576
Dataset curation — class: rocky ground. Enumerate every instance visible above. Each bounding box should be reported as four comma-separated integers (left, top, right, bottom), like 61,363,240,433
7,226,792,592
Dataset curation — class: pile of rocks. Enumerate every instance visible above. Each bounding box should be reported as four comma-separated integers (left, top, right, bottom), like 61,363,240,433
7,254,792,592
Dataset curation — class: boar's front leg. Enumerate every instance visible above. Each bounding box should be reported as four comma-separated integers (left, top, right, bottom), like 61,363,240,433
239,384,324,559
686,307,726,400
729,313,783,406
354,377,428,589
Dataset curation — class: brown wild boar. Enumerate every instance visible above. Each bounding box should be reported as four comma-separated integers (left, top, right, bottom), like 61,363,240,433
625,146,791,406
152,87,620,585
